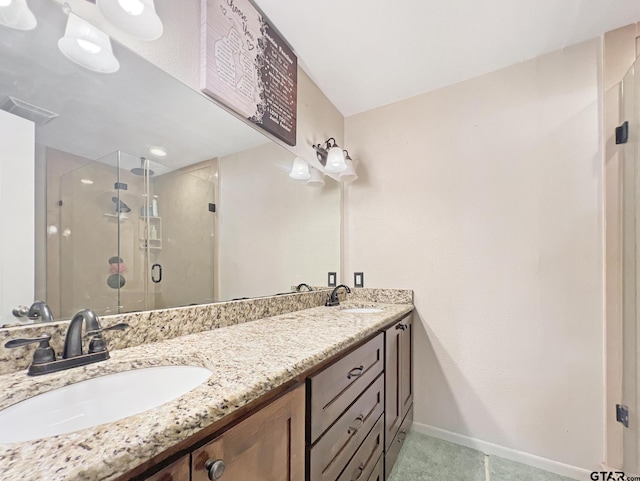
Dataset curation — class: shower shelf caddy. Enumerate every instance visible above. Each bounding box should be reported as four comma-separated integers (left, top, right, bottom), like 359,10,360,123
139,216,162,250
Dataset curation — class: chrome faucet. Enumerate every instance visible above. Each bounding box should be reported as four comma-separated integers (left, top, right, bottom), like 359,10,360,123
12,301,54,323
4,309,128,376
325,284,351,306
296,283,313,292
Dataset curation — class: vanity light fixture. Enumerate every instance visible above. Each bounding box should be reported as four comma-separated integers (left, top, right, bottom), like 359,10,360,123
58,13,120,73
0,0,36,30
97,0,163,41
339,150,358,183
289,157,311,180
307,166,325,187
313,137,347,173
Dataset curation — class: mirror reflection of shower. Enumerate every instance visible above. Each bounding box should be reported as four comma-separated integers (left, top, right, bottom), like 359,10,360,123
48,148,216,320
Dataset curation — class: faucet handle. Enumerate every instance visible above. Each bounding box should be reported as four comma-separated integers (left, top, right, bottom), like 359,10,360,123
84,323,129,354
12,305,30,318
84,322,129,338
4,334,56,364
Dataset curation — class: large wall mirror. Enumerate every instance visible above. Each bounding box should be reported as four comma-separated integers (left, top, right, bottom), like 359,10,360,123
0,0,340,325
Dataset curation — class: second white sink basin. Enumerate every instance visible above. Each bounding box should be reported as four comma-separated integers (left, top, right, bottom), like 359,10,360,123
341,308,384,313
0,365,212,444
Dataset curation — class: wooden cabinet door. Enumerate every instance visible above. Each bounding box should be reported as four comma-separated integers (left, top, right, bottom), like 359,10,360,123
143,455,190,481
191,386,305,481
385,314,413,450
399,315,413,421
384,322,403,451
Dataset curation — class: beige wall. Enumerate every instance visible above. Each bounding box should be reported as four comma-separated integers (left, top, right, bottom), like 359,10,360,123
219,143,340,301
345,39,603,472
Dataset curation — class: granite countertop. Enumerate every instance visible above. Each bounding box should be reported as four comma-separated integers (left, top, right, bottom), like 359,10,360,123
0,301,413,481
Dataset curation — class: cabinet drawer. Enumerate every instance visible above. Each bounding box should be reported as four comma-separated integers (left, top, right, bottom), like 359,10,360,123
309,333,384,441
310,374,384,481
366,456,383,481
337,416,384,481
143,455,189,481
384,403,413,480
191,386,305,481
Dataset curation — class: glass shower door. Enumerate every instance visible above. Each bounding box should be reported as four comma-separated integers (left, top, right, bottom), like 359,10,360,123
58,154,123,318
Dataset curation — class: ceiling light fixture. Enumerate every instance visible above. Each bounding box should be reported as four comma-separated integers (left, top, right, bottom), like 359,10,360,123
149,146,167,157
289,157,311,180
313,137,347,173
0,0,36,30
97,0,163,41
58,13,120,73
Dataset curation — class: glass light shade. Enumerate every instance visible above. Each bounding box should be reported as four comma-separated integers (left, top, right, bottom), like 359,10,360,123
307,167,325,187
0,0,36,30
97,0,163,41
339,158,358,182
289,157,311,180
58,14,120,74
324,146,347,173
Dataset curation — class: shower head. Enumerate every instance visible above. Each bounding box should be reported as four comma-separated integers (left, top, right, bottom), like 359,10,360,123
130,157,154,176
112,197,131,213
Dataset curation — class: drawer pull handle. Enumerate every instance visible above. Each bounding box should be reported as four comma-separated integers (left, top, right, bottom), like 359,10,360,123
204,459,225,480
347,414,365,434
395,323,407,330
347,366,364,379
351,463,365,481
398,430,407,442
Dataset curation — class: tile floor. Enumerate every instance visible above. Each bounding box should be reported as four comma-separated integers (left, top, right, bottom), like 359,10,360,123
388,430,578,481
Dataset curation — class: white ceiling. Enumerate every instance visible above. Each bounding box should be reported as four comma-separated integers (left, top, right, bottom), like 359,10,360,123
254,0,640,116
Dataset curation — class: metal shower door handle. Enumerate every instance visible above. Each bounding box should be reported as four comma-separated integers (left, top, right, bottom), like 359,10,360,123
151,263,162,283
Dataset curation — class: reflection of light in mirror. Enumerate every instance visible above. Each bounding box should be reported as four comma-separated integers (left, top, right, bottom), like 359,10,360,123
58,13,119,73
97,0,163,41
62,229,71,238
0,0,36,30
47,225,58,236
118,0,144,16
289,157,310,180
76,38,102,54
80,178,94,185
149,146,167,157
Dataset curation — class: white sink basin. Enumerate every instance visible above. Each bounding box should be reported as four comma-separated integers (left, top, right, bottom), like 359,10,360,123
0,365,212,444
341,308,384,313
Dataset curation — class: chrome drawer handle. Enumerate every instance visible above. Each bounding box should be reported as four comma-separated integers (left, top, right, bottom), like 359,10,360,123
351,463,365,481
347,366,364,379
347,414,365,434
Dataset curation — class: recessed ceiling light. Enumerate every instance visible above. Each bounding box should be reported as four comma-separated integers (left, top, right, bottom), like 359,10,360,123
149,146,167,157
0,0,13,7
81,178,94,185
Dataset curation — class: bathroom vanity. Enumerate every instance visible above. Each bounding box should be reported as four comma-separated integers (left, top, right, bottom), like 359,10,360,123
0,290,413,481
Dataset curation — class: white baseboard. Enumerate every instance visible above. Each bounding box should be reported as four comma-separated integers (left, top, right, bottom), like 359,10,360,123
411,422,593,481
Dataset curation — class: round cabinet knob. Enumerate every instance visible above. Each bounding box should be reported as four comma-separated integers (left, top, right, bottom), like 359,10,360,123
204,459,225,480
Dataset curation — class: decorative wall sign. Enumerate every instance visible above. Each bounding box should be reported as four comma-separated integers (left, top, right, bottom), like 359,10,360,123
201,0,297,146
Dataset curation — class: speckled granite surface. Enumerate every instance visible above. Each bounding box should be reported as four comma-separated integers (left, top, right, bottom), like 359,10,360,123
0,301,413,481
0,290,332,375
349,288,413,304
